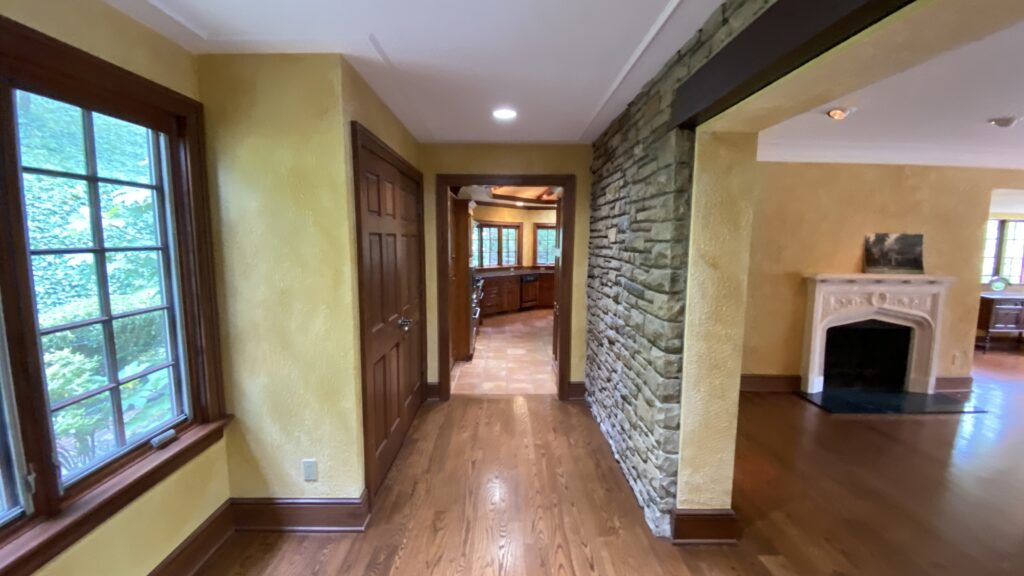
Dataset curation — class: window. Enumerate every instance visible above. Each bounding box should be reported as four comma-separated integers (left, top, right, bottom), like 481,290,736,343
16,92,187,486
535,225,557,266
981,219,1024,284
0,16,224,570
473,222,520,268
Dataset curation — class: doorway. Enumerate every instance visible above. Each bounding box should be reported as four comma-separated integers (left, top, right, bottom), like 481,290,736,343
436,175,577,400
351,123,426,503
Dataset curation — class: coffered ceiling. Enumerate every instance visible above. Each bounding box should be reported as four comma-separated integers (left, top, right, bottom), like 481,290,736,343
103,0,724,143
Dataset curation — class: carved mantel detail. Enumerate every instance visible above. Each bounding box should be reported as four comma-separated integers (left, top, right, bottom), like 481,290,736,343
802,274,953,395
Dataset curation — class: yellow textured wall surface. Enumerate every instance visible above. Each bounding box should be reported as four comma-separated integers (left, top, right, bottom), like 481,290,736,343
743,162,1024,379
35,439,230,576
677,132,758,509
471,205,557,267
199,54,420,499
421,144,592,382
199,54,363,498
0,0,198,99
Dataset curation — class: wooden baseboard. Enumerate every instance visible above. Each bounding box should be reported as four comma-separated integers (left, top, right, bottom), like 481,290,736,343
426,381,440,399
672,508,739,545
152,492,369,574
149,500,235,576
740,374,801,392
935,377,973,393
232,493,370,533
567,380,586,400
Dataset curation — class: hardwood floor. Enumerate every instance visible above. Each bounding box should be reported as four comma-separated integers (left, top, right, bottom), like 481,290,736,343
196,351,1024,575
452,309,556,395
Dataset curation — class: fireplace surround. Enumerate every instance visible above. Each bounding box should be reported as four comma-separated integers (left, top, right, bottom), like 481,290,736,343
801,274,953,395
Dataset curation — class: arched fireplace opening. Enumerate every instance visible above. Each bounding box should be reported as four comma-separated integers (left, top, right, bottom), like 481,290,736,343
823,319,912,392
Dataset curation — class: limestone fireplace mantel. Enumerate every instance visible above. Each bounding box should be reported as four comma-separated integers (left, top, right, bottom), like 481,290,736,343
801,274,954,395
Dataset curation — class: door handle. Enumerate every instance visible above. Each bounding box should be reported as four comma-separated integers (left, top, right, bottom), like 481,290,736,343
398,317,413,332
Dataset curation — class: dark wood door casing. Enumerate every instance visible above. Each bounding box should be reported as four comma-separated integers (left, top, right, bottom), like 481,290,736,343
435,174,576,400
351,123,425,504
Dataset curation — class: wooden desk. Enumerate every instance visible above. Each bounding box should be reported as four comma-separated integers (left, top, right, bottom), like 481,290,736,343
977,292,1024,352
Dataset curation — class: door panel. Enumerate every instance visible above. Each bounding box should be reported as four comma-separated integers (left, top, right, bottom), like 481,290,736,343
355,125,425,501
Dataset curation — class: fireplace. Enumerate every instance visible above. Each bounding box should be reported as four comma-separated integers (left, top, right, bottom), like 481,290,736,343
802,274,953,395
824,319,912,391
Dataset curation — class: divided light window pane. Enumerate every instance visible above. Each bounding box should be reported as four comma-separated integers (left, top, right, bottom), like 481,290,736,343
1001,221,1024,284
980,219,999,284
536,228,556,266
14,90,188,486
502,228,518,266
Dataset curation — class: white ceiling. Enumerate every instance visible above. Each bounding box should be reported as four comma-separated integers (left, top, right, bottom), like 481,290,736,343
104,0,723,143
758,20,1024,169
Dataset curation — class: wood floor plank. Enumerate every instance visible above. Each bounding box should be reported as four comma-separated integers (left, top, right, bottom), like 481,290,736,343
196,351,1024,575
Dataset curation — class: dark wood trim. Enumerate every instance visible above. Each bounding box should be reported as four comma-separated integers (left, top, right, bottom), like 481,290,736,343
0,15,224,569
148,499,234,576
231,492,370,533
671,508,740,545
426,382,440,399
437,174,576,401
151,493,369,575
741,374,801,392
739,374,975,394
935,377,974,393
474,219,523,268
474,200,557,211
567,381,586,400
490,192,557,205
0,420,229,576
671,0,915,128
350,122,425,510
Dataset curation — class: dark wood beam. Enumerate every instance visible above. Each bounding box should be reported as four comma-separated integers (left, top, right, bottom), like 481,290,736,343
671,0,916,128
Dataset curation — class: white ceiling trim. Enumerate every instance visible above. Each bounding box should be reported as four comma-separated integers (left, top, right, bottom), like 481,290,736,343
758,138,1024,170
579,0,684,140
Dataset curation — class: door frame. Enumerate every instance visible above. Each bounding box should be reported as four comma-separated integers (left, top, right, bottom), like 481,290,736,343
351,122,426,505
435,174,577,401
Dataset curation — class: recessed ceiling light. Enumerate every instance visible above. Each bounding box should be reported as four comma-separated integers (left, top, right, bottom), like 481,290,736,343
515,201,525,207
988,116,1019,129
493,108,517,121
826,107,856,121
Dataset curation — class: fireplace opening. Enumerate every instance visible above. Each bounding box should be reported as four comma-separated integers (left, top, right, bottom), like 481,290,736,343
823,319,912,391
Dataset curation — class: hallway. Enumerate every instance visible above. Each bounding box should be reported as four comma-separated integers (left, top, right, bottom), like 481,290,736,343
452,309,557,395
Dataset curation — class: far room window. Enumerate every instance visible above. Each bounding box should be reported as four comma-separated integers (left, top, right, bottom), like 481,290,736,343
473,222,520,268
535,225,557,266
982,219,1024,284
14,91,190,486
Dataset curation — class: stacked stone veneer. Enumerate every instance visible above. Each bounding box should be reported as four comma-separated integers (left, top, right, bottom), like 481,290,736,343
585,0,774,536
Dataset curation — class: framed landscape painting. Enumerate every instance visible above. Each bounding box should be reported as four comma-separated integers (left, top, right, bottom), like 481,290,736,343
864,233,924,274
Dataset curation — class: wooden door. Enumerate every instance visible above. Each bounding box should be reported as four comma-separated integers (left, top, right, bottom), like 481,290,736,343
353,124,425,502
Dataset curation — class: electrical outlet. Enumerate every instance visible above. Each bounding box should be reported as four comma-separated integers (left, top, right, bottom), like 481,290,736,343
302,459,318,482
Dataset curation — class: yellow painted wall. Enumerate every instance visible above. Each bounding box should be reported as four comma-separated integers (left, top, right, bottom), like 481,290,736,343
421,144,592,382
0,0,198,99
35,439,229,575
743,162,1024,379
199,54,420,499
471,205,557,266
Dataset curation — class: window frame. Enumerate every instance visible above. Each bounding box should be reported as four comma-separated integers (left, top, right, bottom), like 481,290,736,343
534,224,557,267
0,16,226,573
474,220,522,269
982,218,1024,284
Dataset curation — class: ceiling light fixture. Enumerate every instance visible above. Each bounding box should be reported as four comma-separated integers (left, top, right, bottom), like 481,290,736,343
493,107,517,121
826,107,856,121
988,116,1020,129
515,201,525,207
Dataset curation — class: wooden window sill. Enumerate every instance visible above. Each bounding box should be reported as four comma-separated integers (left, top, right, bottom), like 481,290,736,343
0,417,231,576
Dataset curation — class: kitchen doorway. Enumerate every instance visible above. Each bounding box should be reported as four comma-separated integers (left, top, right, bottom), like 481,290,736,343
435,175,577,400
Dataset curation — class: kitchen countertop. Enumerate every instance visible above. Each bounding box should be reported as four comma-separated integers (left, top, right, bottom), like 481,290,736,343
981,291,1024,299
475,268,554,279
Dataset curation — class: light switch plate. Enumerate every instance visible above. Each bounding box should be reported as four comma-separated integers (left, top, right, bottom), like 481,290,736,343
302,459,317,482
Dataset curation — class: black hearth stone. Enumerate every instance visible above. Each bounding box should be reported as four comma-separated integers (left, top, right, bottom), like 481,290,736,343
799,389,986,415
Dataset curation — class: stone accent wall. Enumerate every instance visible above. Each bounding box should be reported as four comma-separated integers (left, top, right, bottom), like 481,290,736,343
585,0,774,536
